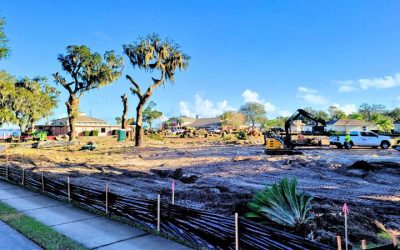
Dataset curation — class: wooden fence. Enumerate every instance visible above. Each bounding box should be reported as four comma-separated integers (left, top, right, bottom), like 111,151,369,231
0,164,333,249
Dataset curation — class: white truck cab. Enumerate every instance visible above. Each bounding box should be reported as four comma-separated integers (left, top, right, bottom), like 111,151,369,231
330,131,392,149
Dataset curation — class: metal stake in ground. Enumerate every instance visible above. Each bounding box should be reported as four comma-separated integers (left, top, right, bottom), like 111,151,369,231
105,182,109,215
21,168,25,186
342,203,350,250
5,155,8,180
41,172,45,192
171,180,175,205
235,213,239,250
67,176,71,202
157,194,161,232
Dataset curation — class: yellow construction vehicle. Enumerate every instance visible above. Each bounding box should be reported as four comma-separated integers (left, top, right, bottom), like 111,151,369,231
264,132,301,155
264,109,326,155
265,137,285,150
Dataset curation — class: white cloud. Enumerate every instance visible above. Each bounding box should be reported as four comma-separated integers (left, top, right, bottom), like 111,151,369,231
330,103,357,115
297,86,327,105
241,89,276,112
179,94,234,118
338,85,358,93
297,86,318,94
301,94,327,105
179,101,195,117
337,72,400,92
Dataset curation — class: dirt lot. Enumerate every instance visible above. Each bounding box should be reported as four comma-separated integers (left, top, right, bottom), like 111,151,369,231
1,135,399,247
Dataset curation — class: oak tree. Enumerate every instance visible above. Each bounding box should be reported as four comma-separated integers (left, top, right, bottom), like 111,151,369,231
143,101,162,131
13,77,59,132
0,71,16,126
53,45,123,140
239,102,266,128
123,34,189,146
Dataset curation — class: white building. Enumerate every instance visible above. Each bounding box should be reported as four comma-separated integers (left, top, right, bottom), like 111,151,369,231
326,119,378,132
290,120,305,133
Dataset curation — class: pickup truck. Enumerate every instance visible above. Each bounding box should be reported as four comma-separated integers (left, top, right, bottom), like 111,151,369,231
330,131,392,149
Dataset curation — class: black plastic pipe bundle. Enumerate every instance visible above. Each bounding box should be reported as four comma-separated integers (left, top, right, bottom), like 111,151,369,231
0,165,332,250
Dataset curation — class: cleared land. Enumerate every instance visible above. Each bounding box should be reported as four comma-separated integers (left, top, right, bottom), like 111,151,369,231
1,135,399,247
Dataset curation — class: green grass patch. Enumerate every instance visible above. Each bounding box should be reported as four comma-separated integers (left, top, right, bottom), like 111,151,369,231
0,202,86,250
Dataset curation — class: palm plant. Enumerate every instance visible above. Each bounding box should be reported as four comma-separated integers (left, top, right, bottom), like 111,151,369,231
246,177,313,227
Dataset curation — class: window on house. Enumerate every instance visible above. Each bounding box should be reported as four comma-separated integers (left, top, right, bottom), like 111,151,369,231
362,126,367,131
101,128,106,133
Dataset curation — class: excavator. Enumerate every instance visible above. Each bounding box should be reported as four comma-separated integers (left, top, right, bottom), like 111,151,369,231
265,109,327,155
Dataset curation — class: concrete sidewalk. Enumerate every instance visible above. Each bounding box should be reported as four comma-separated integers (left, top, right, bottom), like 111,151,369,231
0,181,190,250
0,221,41,250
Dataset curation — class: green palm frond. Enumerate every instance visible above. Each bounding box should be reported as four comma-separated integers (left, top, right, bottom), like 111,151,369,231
246,177,313,227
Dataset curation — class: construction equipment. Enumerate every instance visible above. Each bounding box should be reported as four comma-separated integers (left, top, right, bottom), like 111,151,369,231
264,131,302,155
265,109,327,155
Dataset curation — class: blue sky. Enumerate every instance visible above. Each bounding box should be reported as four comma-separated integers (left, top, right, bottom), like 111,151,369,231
1,0,400,126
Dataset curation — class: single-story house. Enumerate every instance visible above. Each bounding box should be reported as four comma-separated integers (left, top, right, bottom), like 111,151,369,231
162,117,195,130
290,120,305,133
187,117,222,130
394,121,400,133
35,113,133,136
325,119,378,132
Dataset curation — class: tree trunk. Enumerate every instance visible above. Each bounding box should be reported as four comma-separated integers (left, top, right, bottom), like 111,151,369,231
30,120,35,133
121,94,128,129
18,120,26,133
66,95,79,141
135,103,144,146
19,123,24,133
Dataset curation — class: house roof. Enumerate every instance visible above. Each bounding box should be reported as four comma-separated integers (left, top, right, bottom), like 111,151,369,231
166,117,195,123
188,118,221,128
52,116,107,124
332,119,372,126
326,119,337,125
291,120,305,126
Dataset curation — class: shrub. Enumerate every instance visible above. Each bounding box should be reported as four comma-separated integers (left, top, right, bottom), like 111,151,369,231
84,131,90,136
236,131,248,140
91,130,99,136
246,177,313,227
149,133,164,141
222,134,235,141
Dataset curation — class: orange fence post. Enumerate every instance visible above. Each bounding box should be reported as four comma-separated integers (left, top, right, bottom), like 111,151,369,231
361,240,366,250
337,236,342,250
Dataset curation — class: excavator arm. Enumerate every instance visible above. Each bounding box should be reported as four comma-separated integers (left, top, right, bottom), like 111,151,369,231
284,109,327,148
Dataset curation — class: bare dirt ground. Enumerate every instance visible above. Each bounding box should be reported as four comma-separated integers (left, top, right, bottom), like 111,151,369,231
1,135,399,247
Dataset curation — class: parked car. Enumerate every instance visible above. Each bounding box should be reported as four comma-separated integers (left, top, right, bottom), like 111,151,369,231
209,128,221,134
330,131,392,149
